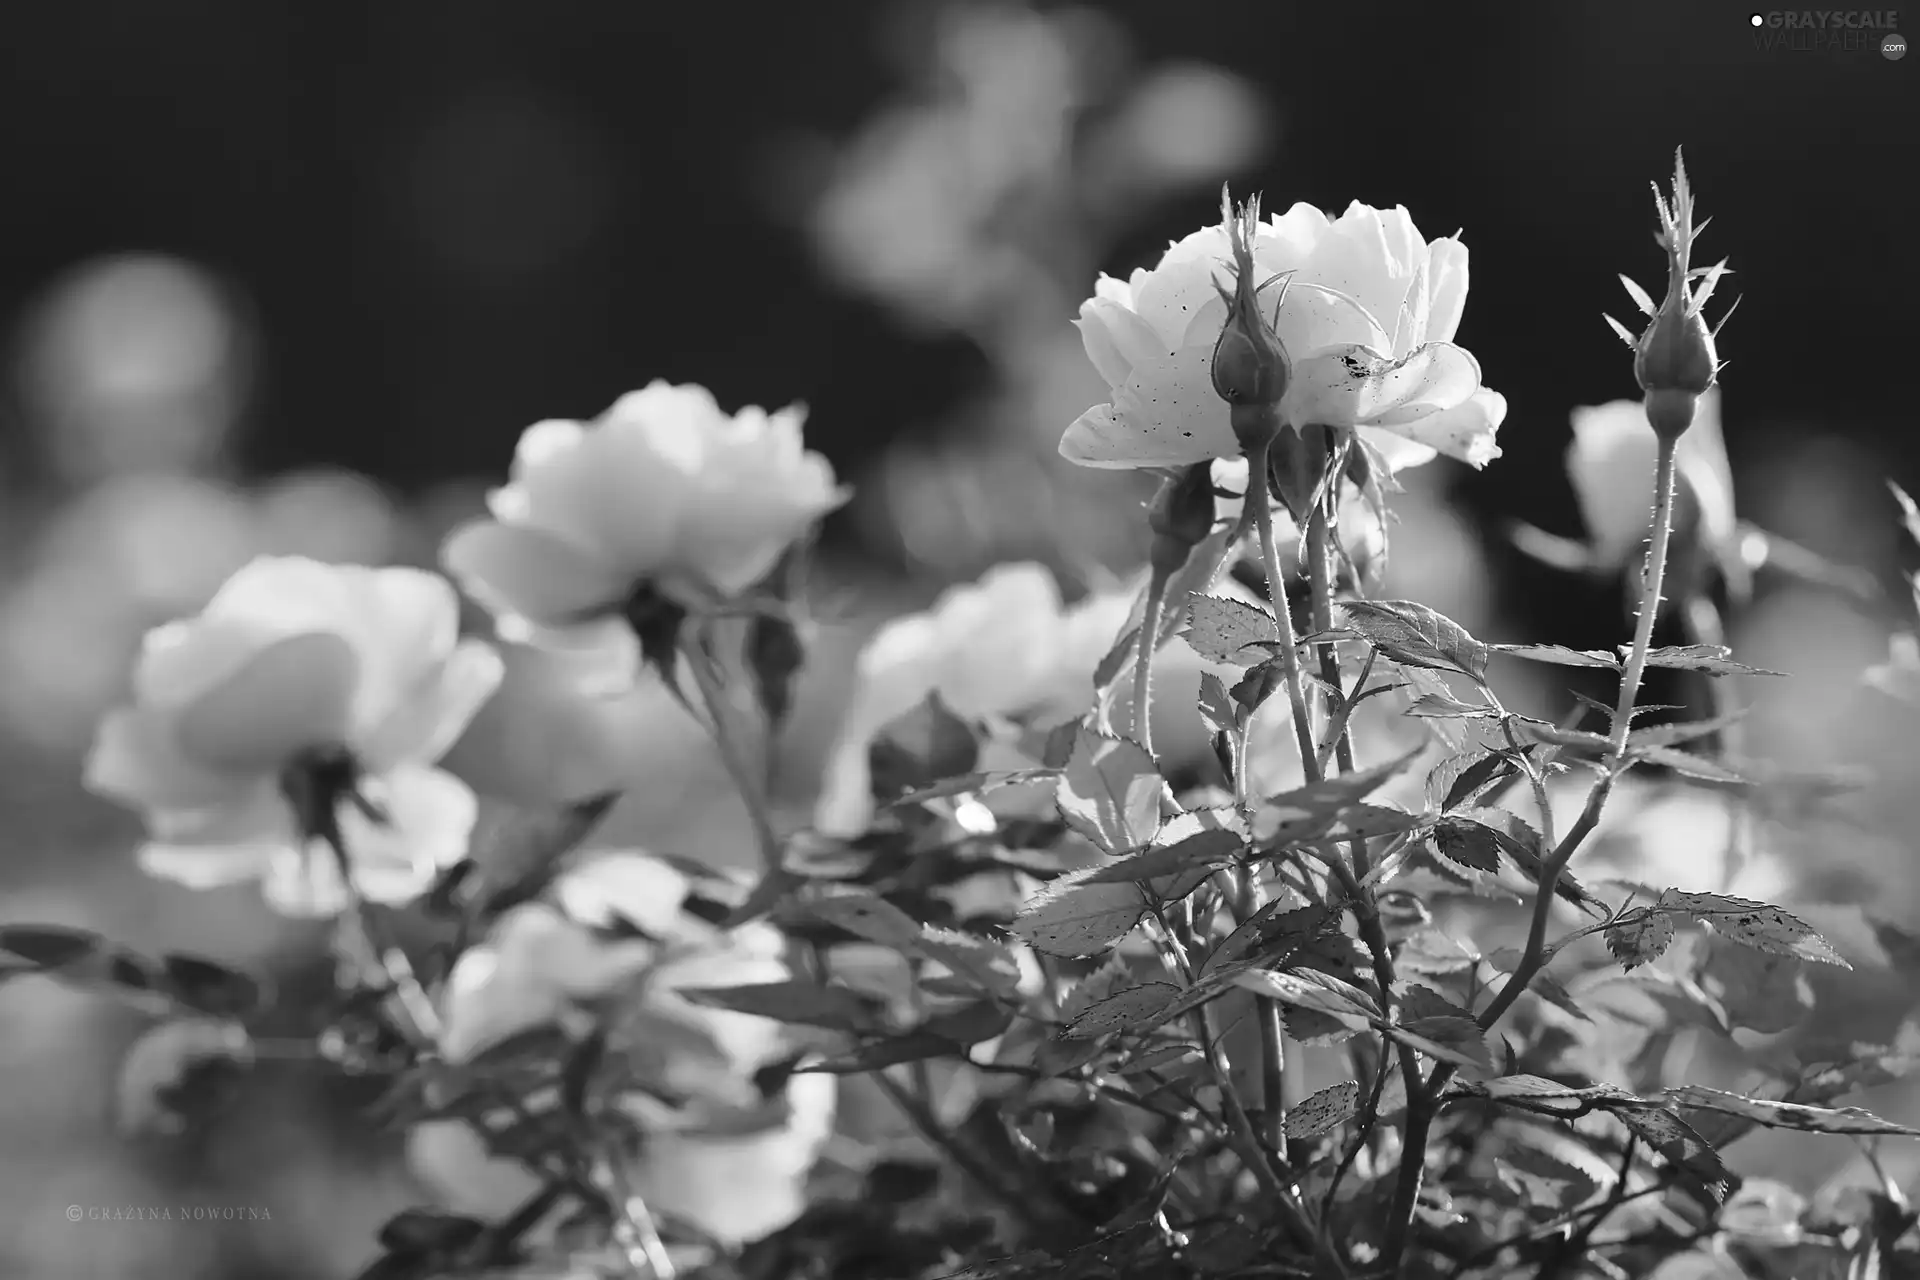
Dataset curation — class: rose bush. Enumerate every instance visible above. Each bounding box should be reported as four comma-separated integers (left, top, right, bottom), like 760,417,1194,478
35,155,1920,1280
1060,199,1507,473
82,555,499,916
407,849,836,1250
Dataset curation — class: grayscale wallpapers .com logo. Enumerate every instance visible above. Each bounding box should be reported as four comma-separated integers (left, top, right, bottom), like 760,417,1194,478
1749,10,1907,56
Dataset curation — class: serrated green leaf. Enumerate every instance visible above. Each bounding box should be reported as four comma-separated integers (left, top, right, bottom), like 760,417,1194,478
159,953,272,1020
1401,983,1476,1023
1197,672,1239,740
0,923,106,970
1634,745,1751,784
1231,967,1380,1024
1010,869,1144,957
1056,726,1162,854
1428,749,1518,813
1252,745,1424,844
1627,709,1750,751
1612,1103,1736,1203
1659,890,1849,967
1184,595,1280,665
1668,1086,1920,1137
1338,599,1491,682
1430,816,1502,873
1201,901,1336,976
796,886,923,947
1393,1017,1493,1070
1634,644,1783,678
1081,828,1243,885
1064,982,1182,1039
1606,908,1678,971
678,980,882,1033
1405,691,1496,719
1285,1080,1360,1139
1493,644,1622,670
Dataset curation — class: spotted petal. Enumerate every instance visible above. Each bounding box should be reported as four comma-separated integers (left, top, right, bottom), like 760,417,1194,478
1288,341,1482,433
1374,387,1507,469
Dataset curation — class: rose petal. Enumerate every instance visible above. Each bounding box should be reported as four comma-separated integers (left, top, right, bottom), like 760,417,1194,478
408,1121,537,1218
1132,225,1234,343
329,764,479,905
173,631,361,771
632,1074,836,1246
1296,203,1422,332
1425,237,1470,345
1265,280,1391,360
85,707,253,813
1376,386,1507,469
1092,272,1135,307
506,418,632,553
673,460,844,597
358,638,506,773
1287,341,1481,432
1356,428,1439,474
337,568,467,748
138,841,283,891
132,616,282,714
552,851,692,943
145,779,291,846
442,520,627,628
1076,297,1166,388
1106,345,1240,465
1259,202,1333,269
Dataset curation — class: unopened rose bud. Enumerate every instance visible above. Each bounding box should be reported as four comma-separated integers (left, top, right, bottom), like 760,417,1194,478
1148,462,1217,574
1209,190,1290,454
1605,149,1733,443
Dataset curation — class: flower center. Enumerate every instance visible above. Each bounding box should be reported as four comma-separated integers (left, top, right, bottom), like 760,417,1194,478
622,582,690,674
277,744,368,844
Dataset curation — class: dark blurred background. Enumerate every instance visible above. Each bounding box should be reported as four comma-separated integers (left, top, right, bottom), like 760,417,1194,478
1,1,1915,1276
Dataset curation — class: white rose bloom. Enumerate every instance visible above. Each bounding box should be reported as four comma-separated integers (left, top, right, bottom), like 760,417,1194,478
83,556,501,916
811,562,1233,838
1062,201,1506,473
408,850,835,1249
1567,388,1739,576
443,382,847,694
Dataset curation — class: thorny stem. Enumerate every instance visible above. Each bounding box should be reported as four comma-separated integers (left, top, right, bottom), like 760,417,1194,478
1384,437,1683,1275
1132,566,1171,756
593,1155,677,1280
1244,438,1324,1165
320,826,443,1047
680,636,785,874
1305,476,1426,1250
1247,441,1322,782
1146,908,1333,1271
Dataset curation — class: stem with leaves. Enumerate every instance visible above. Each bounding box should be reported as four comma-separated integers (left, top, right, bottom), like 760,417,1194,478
315,816,443,1048
679,633,785,874
1132,570,1171,757
1303,485,1429,1245
1382,435,1682,1275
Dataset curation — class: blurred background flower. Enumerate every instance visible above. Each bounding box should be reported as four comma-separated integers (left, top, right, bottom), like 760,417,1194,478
0,1,1914,1276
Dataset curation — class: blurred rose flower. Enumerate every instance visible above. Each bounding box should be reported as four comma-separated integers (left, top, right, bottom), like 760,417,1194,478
82,557,501,916
443,382,847,694
811,562,1230,837
1060,202,1505,472
408,849,835,1248
1567,389,1741,587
